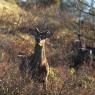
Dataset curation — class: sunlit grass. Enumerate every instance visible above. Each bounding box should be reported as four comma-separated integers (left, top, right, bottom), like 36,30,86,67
0,0,20,15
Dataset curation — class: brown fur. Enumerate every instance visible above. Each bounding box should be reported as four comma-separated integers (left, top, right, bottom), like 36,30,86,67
19,29,51,91
29,39,49,90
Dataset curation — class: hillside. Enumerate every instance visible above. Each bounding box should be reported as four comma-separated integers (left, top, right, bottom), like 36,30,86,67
0,0,20,14
0,0,95,95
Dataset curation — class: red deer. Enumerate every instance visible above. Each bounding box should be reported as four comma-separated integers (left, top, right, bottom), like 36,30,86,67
70,40,93,71
18,28,52,91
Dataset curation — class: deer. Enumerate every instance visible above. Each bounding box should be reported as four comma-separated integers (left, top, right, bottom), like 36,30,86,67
18,28,52,91
30,28,51,90
70,40,93,71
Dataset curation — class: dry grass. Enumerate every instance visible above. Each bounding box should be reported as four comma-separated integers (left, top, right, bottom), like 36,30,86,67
0,0,95,95
0,31,95,95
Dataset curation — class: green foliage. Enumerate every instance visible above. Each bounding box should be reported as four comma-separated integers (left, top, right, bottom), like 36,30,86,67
49,67,62,81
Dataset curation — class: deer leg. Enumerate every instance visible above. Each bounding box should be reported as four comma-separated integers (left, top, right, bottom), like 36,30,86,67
43,76,48,91
43,82,46,91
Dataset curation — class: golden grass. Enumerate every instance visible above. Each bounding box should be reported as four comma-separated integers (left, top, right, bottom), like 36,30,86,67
0,0,20,15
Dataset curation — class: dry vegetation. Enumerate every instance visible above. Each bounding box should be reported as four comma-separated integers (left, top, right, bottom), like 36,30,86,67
0,0,95,95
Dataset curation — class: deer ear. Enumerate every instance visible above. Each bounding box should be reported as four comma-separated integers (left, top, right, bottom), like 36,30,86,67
32,28,40,37
36,28,40,35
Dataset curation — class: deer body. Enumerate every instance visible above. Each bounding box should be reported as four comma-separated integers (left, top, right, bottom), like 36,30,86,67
28,29,51,90
30,40,49,84
70,40,93,70
18,28,51,91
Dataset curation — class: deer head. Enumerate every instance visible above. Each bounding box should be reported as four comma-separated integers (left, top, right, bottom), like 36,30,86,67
33,28,52,44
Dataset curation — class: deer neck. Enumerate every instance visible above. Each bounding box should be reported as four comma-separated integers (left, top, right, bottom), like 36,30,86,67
40,40,46,60
41,42,46,61
33,40,46,65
